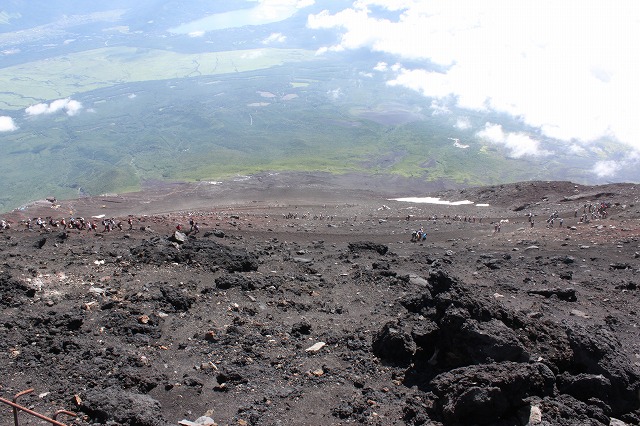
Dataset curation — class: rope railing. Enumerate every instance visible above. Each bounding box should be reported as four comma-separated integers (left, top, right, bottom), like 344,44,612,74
0,388,76,426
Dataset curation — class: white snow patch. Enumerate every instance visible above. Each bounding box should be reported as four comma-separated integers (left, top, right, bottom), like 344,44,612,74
392,197,490,207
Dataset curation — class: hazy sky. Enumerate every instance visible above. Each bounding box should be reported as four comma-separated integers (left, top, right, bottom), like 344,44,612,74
308,0,639,155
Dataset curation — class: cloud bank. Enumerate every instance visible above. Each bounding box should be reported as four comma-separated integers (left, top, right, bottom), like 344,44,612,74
25,98,83,116
262,32,287,44
0,116,18,132
308,0,640,151
476,123,550,158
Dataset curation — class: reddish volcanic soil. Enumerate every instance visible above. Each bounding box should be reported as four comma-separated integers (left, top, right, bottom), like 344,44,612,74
1,173,639,426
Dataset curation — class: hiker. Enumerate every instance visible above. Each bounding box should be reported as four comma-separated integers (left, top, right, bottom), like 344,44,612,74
411,227,426,242
128,217,133,230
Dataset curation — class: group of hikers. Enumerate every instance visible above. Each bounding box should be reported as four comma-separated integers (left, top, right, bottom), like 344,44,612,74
576,202,610,223
0,215,206,236
543,211,563,228
283,212,336,220
18,216,135,232
410,227,427,242
407,199,615,241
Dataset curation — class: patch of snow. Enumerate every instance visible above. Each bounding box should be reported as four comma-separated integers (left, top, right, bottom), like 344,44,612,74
392,197,474,206
392,197,491,207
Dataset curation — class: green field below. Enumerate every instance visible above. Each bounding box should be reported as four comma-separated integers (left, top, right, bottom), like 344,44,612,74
0,53,611,213
0,46,317,109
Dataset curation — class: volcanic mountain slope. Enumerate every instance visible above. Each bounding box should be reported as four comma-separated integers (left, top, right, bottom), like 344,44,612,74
0,177,639,426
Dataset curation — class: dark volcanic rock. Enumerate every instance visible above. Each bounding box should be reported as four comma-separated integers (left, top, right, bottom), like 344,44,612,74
372,321,416,365
291,320,312,336
444,318,528,365
159,285,195,312
348,241,389,255
35,236,46,248
1,179,639,425
565,324,640,415
0,271,34,306
81,386,169,426
533,394,611,425
130,238,258,272
215,273,255,290
557,372,612,406
429,362,555,425
528,287,577,301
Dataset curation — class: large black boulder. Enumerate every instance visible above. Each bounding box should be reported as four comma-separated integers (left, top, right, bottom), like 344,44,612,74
430,361,555,425
372,321,416,365
130,238,258,272
348,241,389,255
81,386,169,426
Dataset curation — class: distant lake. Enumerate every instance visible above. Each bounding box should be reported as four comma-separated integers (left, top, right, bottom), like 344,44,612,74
169,5,299,34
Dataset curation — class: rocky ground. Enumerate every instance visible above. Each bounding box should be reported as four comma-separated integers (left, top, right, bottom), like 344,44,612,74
0,174,639,426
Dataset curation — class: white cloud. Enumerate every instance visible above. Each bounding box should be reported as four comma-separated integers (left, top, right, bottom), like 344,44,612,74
1,48,20,55
188,31,205,38
25,103,48,116
0,116,18,132
568,144,587,155
477,123,505,144
430,100,450,115
455,117,471,130
593,160,620,178
328,88,343,100
262,32,287,44
48,98,71,114
373,62,388,72
65,100,83,116
25,98,83,117
592,152,640,179
504,133,550,158
307,0,640,151
476,123,550,158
